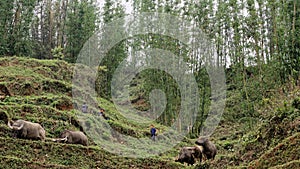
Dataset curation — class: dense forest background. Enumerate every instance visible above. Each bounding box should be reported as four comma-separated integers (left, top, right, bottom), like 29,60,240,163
0,0,299,136
1,0,299,74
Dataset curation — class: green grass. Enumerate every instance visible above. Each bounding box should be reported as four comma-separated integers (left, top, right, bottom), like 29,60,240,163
0,56,299,168
0,57,184,168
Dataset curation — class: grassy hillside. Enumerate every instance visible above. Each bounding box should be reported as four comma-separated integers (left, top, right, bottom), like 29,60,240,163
0,57,184,169
0,56,299,168
205,79,300,168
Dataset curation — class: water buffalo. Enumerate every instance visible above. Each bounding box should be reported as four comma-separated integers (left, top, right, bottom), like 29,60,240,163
175,146,203,165
8,119,45,141
194,145,204,162
55,130,88,146
195,136,217,160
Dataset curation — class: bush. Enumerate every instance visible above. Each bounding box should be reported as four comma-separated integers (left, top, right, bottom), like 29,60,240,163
292,97,300,109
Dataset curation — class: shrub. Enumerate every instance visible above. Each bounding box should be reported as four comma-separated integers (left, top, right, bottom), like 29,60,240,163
292,97,300,109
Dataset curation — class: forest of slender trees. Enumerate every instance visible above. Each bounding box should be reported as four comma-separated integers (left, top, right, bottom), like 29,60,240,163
0,0,299,135
0,0,99,61
0,0,298,79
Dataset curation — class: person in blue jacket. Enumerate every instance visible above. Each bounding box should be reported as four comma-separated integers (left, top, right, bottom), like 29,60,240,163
150,124,157,141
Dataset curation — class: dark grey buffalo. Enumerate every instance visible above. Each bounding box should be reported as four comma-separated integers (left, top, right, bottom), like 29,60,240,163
195,136,217,160
54,130,88,146
8,119,45,141
175,146,203,165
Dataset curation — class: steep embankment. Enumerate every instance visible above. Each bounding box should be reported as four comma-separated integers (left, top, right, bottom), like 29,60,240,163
204,80,300,169
0,57,183,169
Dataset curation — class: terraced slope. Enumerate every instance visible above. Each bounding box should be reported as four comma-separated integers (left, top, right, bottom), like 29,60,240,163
0,57,183,169
206,86,300,169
